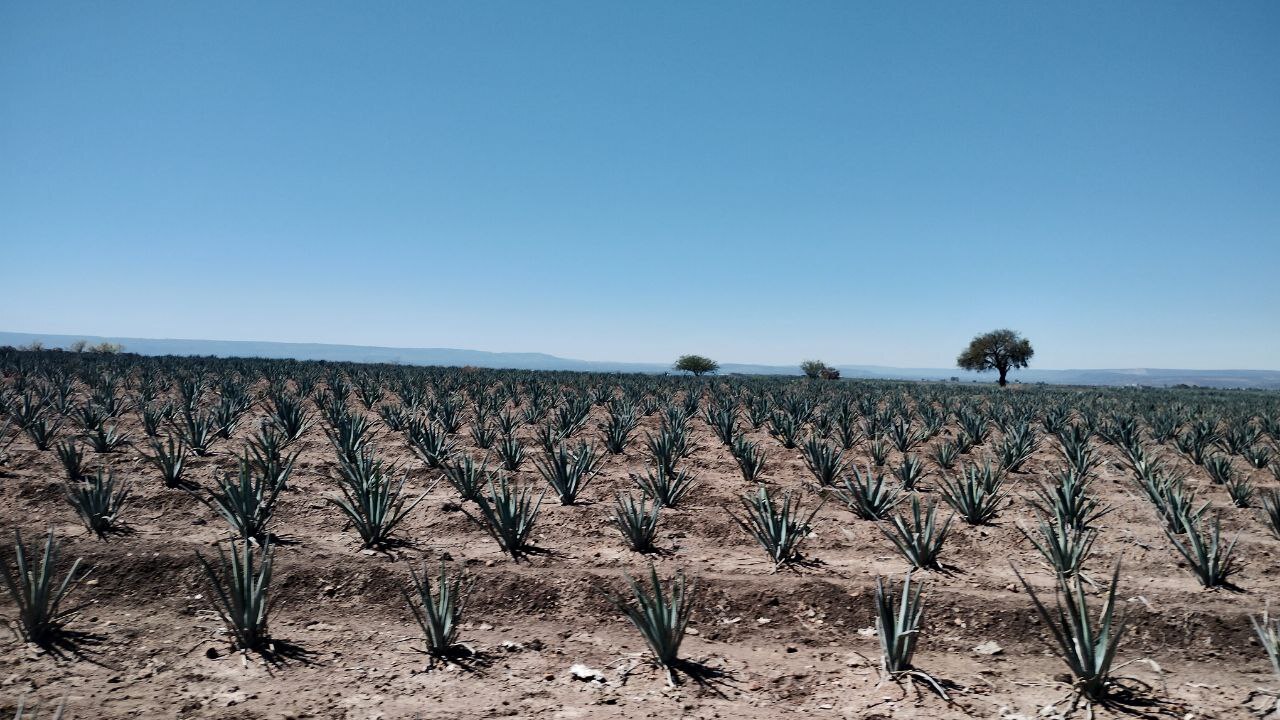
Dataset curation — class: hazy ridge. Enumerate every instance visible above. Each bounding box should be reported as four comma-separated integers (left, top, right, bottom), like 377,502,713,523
3,331,1277,389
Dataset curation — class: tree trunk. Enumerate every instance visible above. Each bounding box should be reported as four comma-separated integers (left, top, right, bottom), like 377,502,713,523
997,366,1008,387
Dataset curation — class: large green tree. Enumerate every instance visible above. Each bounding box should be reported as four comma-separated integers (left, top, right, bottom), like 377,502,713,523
957,329,1033,387
673,354,719,376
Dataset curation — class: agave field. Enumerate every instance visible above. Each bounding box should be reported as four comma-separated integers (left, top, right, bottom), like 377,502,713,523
3,348,1280,718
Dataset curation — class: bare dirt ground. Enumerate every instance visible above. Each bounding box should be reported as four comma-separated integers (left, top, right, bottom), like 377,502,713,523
2,398,1278,719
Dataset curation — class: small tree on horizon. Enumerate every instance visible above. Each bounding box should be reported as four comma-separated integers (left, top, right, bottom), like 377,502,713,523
957,329,1033,387
801,360,840,380
800,360,826,379
674,355,719,377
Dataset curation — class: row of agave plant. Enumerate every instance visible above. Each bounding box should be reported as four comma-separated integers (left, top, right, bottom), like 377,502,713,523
2,348,1280,711
27,372,1277,587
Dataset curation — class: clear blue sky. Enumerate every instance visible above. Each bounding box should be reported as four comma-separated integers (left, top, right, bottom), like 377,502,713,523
2,2,1277,369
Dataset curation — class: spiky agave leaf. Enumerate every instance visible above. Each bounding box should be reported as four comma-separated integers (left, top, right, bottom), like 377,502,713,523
1029,467,1111,532
1251,605,1280,680
731,434,766,483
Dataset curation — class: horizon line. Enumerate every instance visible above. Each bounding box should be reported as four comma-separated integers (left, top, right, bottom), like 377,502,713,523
2,329,1277,374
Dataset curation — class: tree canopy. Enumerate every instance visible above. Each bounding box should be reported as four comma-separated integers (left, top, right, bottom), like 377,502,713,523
957,329,1033,387
801,360,840,380
673,354,719,376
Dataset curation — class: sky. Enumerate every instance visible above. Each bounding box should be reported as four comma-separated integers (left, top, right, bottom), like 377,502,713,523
1,2,1278,370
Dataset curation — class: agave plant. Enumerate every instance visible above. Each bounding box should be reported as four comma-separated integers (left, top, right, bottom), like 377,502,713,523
1020,520,1095,577
536,441,603,505
1243,445,1272,470
144,436,190,489
873,573,947,697
82,422,131,453
1138,473,1209,535
928,439,960,471
880,496,952,570
893,454,926,491
833,464,902,520
1261,489,1280,540
66,468,131,539
611,492,662,553
494,407,522,437
602,564,695,686
440,453,490,502
325,412,373,466
601,406,639,454
1251,606,1280,681
194,460,285,543
956,409,991,446
407,419,457,469
467,476,544,560
54,440,88,481
244,425,298,490
0,531,89,645
1225,475,1255,508
1013,563,1127,703
704,404,738,446
1057,426,1101,478
469,420,497,450
632,465,699,508
731,434,767,483
377,402,410,432
767,412,803,449
938,462,1006,525
996,424,1039,473
23,415,62,451
405,561,470,659
645,423,692,476
801,437,845,486
489,433,522,473
175,408,218,456
1165,516,1238,588
886,416,924,453
196,539,273,651
211,396,247,440
1029,468,1110,532
267,392,313,443
1203,454,1235,485
728,486,821,569
331,454,429,548
869,437,891,467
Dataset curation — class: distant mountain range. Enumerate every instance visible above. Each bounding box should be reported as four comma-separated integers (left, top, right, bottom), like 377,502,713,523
3,331,1278,389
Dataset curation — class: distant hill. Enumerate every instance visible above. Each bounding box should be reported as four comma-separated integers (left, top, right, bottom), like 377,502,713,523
3,331,1278,389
